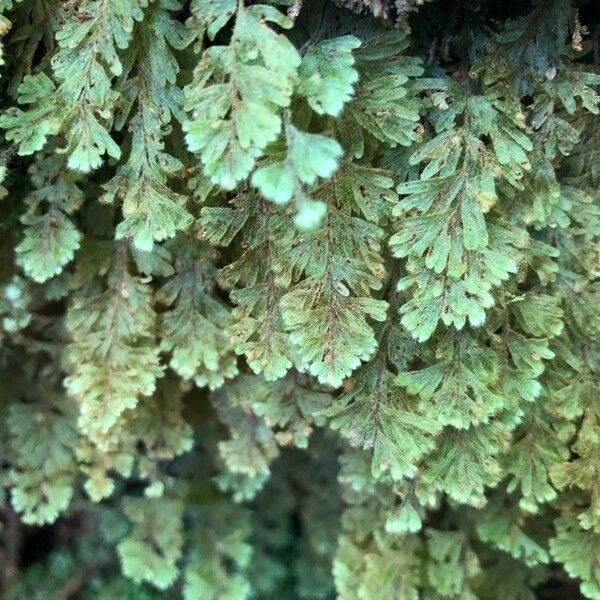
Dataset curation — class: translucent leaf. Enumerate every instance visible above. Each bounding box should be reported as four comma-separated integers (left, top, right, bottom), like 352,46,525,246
8,392,79,525
298,35,360,117
118,496,184,590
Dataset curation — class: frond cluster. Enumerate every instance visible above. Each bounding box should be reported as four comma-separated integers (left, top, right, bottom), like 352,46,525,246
0,0,599,597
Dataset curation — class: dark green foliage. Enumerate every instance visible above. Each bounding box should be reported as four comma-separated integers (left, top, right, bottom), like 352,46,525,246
0,0,599,598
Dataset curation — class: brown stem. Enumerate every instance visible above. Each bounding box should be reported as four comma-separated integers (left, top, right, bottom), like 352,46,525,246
0,505,22,596
55,567,94,600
